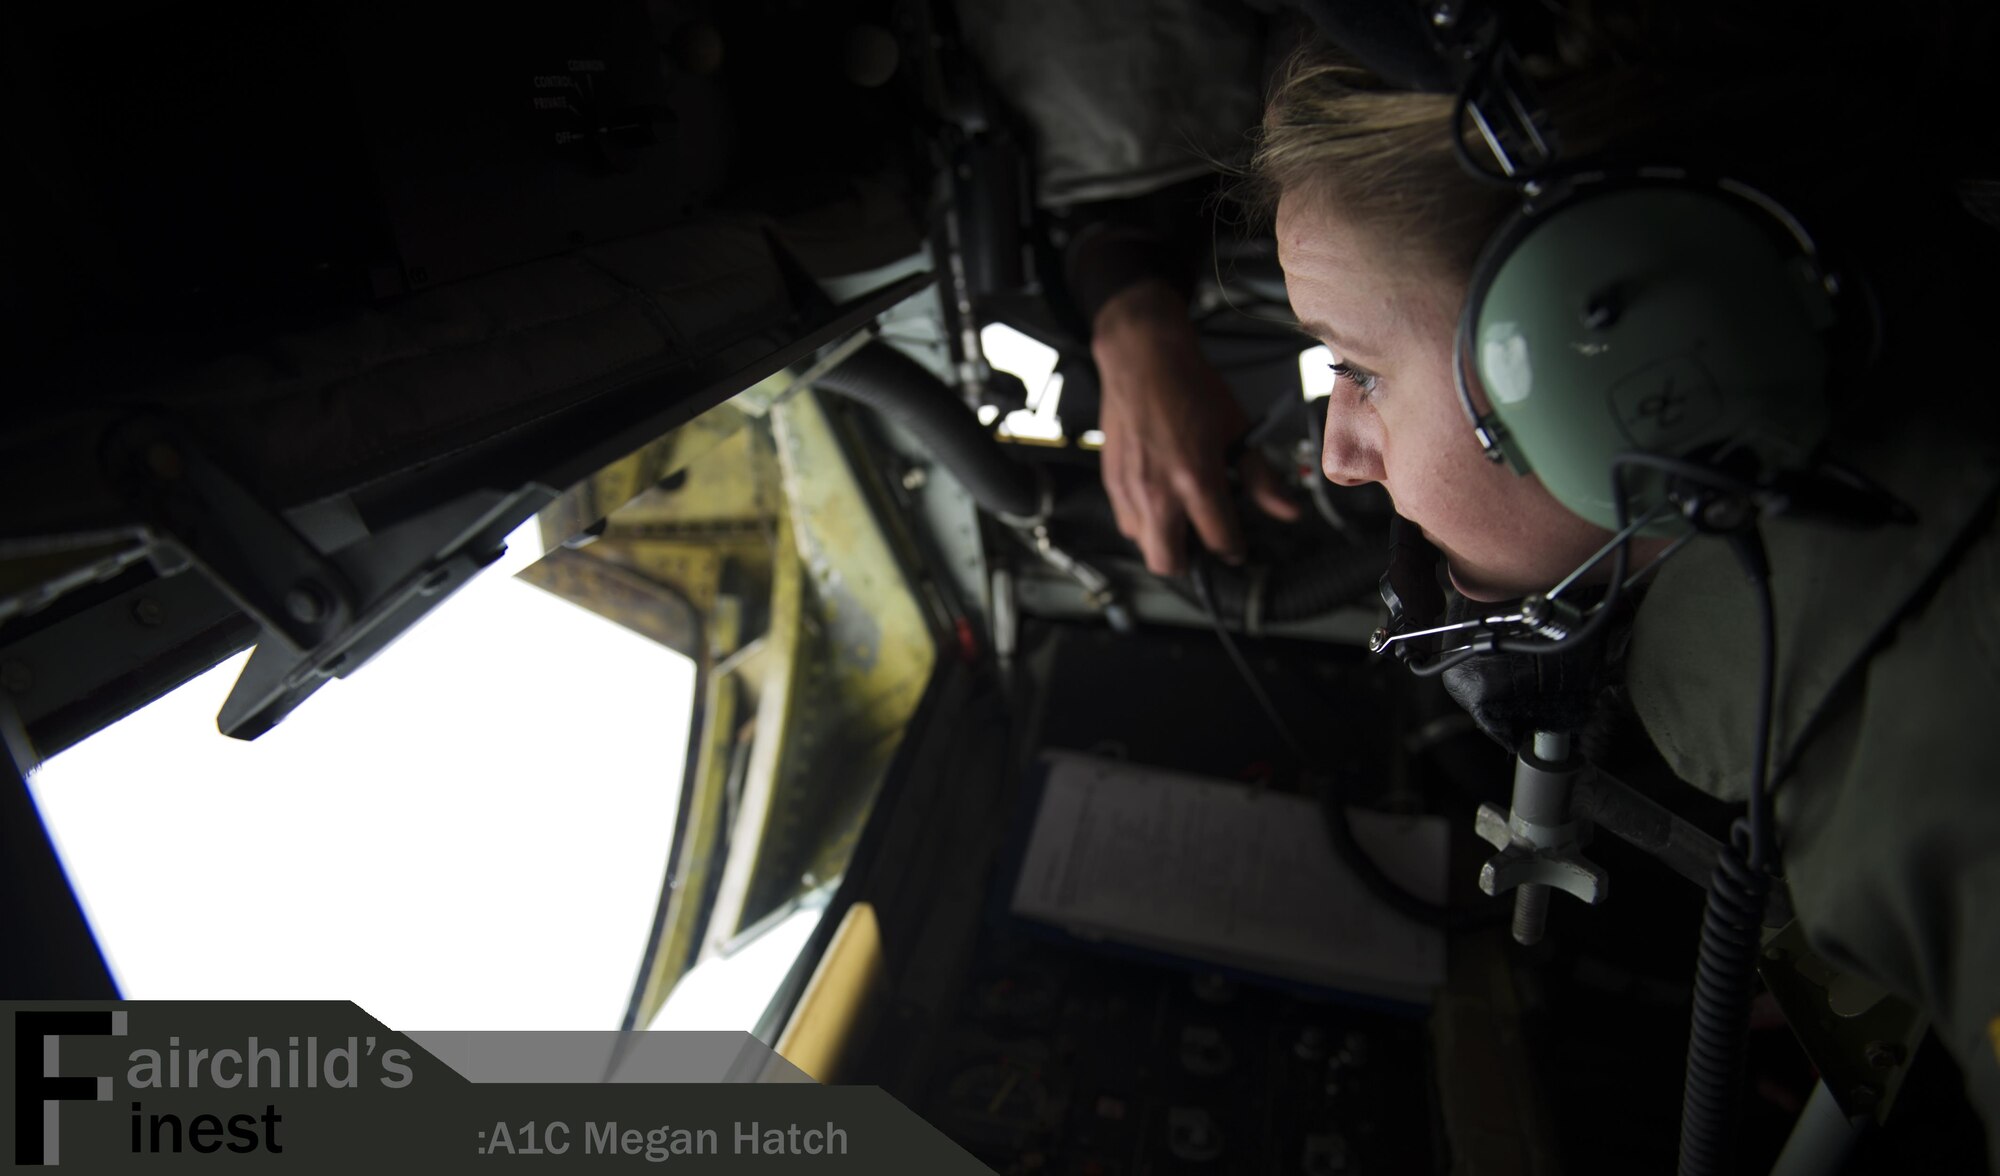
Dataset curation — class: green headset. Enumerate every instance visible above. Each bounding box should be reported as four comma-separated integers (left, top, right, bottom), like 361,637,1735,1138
1370,53,1856,664
1303,4,1854,542
1454,171,1841,536
1352,5,1899,666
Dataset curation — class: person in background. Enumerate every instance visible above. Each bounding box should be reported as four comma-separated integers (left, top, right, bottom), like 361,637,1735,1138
955,0,1303,576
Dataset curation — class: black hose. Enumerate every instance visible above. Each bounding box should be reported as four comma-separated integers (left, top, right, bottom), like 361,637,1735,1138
1167,542,1383,624
1268,546,1383,620
815,340,1044,521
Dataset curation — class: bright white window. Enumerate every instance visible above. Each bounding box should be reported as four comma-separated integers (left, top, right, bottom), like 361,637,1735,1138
982,322,1066,443
27,520,696,1032
1299,344,1335,401
649,899,829,1034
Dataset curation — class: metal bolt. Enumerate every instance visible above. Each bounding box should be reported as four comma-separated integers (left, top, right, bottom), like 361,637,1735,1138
131,597,165,626
564,519,609,550
1847,1084,1880,1112
900,464,929,491
285,582,329,625
1581,290,1622,330
1697,495,1751,531
0,661,32,694
1512,883,1551,945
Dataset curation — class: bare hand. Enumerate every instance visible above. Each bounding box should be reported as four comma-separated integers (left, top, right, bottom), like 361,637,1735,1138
1092,282,1300,576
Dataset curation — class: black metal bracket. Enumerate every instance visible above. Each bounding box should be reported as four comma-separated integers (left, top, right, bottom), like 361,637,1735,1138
1758,920,1927,1123
27,269,937,745
1574,765,1796,928
102,416,555,740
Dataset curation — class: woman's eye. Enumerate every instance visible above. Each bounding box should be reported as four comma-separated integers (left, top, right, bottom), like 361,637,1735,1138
1329,362,1379,399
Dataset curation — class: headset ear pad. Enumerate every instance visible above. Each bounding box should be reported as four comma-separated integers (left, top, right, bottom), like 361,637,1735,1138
1466,184,1835,531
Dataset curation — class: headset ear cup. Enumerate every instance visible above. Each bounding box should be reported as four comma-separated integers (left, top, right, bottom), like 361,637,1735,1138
1456,178,1583,476
1467,175,1834,532
1455,213,1535,474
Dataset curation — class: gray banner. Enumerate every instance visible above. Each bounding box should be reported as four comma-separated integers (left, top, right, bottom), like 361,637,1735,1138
406,1031,817,1085
4,1001,990,1174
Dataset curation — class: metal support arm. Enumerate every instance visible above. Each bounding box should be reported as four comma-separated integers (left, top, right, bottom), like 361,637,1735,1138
1475,731,1608,945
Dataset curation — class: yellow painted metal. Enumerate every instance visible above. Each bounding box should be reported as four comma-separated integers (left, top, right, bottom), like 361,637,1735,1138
611,420,783,532
513,547,701,658
578,425,781,622
994,431,1070,448
734,388,936,932
698,502,806,960
537,402,756,549
629,576,757,1028
776,901,886,1084
533,423,781,656
541,410,788,1032
540,377,936,1031
588,542,732,619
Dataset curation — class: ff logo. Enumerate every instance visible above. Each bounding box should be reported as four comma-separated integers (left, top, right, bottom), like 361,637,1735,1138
1610,354,1722,450
14,1010,125,1165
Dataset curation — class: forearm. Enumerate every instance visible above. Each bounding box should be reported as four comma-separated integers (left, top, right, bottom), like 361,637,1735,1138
1090,279,1191,367
1063,175,1218,330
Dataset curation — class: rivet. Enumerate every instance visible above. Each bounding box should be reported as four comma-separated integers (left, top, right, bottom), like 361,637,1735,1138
286,583,329,625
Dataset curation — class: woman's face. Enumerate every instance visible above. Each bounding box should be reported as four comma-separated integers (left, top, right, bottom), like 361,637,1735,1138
1276,189,1612,601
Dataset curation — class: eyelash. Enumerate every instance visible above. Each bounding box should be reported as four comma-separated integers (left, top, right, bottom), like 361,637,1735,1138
1329,362,1379,399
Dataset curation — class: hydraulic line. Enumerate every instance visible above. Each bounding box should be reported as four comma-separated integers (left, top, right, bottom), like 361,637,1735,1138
814,340,1044,523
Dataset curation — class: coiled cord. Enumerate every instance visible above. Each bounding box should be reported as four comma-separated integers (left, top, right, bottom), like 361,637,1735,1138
1678,820,1774,1175
1677,528,1778,1176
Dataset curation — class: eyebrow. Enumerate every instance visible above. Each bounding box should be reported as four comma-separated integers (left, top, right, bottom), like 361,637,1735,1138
1293,319,1373,359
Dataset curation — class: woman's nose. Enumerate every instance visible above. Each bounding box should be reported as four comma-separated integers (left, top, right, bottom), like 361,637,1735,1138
1321,402,1383,487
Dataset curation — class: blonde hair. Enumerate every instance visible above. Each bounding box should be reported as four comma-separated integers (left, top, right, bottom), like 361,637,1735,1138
1250,51,1517,280
1246,5,1924,281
